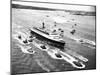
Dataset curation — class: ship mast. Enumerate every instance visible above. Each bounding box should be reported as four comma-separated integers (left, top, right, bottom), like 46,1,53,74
42,22,45,29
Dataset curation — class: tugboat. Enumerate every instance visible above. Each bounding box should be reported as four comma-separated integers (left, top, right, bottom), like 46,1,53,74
30,22,65,49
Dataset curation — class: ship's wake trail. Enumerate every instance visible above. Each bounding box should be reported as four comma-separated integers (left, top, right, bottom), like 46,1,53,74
35,59,50,72
12,29,88,70
31,41,88,69
66,50,88,62
67,36,96,49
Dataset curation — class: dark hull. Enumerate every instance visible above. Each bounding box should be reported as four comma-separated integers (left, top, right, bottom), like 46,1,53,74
30,30,65,49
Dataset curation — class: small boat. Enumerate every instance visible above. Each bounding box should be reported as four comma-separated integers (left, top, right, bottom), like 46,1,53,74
29,22,65,49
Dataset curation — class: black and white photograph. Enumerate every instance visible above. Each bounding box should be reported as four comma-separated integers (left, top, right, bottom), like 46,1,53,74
11,0,96,75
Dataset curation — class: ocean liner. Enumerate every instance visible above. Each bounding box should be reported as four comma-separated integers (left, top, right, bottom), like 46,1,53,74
30,22,65,49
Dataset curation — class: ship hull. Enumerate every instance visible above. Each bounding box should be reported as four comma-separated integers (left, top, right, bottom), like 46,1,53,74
30,29,65,49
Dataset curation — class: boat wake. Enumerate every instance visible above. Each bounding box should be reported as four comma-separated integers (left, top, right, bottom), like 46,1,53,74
68,36,96,49
31,41,87,69
12,30,88,70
